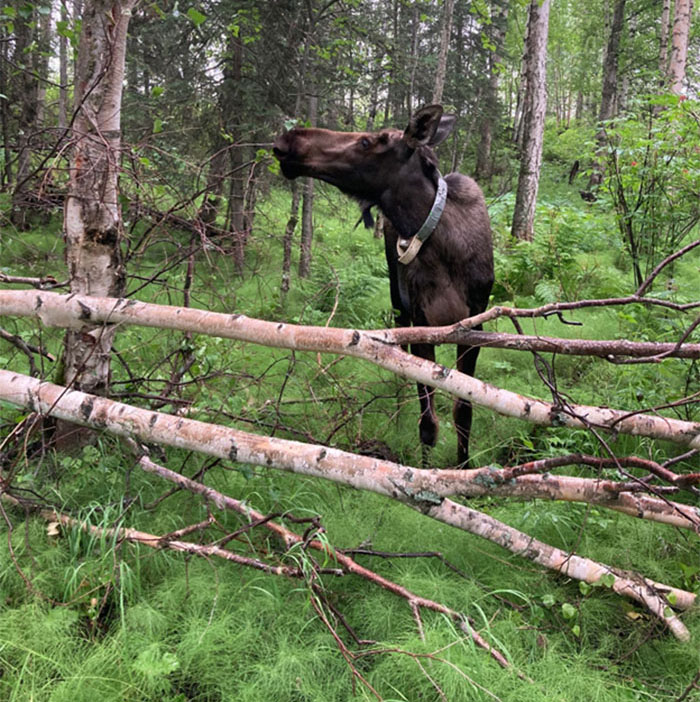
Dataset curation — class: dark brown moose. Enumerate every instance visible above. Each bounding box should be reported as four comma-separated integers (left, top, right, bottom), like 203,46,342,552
273,105,494,466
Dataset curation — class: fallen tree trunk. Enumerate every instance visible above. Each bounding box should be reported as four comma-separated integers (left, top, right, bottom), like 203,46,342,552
1,290,698,449
0,370,694,640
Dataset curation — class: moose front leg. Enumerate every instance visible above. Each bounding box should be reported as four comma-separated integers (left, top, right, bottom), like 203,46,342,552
454,343,481,468
410,342,439,467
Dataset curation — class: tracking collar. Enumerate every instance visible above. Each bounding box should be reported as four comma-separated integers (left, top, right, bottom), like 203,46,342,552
396,174,447,265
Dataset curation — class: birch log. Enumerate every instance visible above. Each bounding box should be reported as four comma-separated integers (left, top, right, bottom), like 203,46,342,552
0,370,694,639
1,291,698,449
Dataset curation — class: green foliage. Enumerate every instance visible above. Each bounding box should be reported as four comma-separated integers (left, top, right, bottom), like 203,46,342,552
490,191,622,304
543,121,596,165
602,96,700,287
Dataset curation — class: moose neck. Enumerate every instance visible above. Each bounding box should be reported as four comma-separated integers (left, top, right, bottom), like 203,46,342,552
379,163,444,241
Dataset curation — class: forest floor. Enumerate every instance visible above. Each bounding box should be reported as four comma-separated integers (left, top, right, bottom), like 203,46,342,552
1,146,699,701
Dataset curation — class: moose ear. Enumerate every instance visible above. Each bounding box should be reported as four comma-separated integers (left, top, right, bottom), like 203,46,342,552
403,105,456,149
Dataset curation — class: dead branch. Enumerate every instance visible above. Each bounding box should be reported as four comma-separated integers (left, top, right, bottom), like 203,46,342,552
129,444,513,669
387,328,700,360
0,491,307,577
0,273,67,289
0,327,55,376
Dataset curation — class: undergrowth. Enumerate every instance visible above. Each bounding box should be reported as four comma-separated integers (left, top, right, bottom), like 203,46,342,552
0,154,698,700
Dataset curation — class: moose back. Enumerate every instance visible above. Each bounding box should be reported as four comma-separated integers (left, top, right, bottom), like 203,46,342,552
273,105,494,466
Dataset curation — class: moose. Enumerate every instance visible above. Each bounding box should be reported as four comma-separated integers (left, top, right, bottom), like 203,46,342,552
273,105,494,466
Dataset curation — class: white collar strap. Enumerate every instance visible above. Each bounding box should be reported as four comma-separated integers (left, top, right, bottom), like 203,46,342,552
396,174,447,265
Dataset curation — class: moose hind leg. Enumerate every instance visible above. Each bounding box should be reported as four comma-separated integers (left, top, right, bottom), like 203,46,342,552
454,344,481,467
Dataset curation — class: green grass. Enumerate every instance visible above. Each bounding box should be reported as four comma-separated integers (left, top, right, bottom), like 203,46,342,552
1,157,699,700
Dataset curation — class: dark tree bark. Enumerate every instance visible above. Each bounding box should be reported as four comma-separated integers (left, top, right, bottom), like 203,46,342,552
299,83,317,279
599,0,626,123
10,5,39,228
59,0,70,132
218,33,248,274
511,0,550,242
659,0,671,79
298,6,319,280
0,22,11,187
588,0,626,190
281,182,301,297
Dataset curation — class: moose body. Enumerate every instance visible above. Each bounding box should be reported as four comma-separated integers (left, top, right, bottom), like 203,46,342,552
273,105,494,466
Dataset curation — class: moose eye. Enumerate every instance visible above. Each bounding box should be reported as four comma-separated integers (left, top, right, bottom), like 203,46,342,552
360,137,370,150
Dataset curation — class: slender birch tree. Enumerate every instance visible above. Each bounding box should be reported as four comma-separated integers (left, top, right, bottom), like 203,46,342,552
511,0,550,242
431,0,455,105
58,0,135,443
667,0,694,94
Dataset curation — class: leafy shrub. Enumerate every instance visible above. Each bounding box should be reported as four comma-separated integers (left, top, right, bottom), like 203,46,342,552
491,196,618,302
543,121,596,165
601,95,700,288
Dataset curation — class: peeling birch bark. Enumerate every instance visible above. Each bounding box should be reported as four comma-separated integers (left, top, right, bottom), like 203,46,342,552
61,0,135,405
1,291,698,449
427,499,692,641
3,367,696,531
0,370,694,639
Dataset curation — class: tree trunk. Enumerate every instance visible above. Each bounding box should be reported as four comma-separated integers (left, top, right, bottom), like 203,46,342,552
281,182,301,298
431,0,455,105
599,0,626,123
0,24,11,187
34,9,50,126
659,0,671,79
667,0,693,95
406,3,419,117
475,2,508,183
588,0,627,190
218,33,247,274
58,0,135,445
58,0,70,132
511,0,550,242
512,7,531,151
299,78,317,279
10,6,38,228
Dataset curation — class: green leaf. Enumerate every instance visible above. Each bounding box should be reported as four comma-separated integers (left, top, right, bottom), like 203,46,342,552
55,20,74,38
561,603,577,620
571,624,581,638
186,7,206,26
153,118,163,134
579,582,591,596
541,593,555,607
151,85,164,98
600,573,616,589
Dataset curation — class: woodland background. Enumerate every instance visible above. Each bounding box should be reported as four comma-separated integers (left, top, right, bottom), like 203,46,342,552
0,0,699,700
